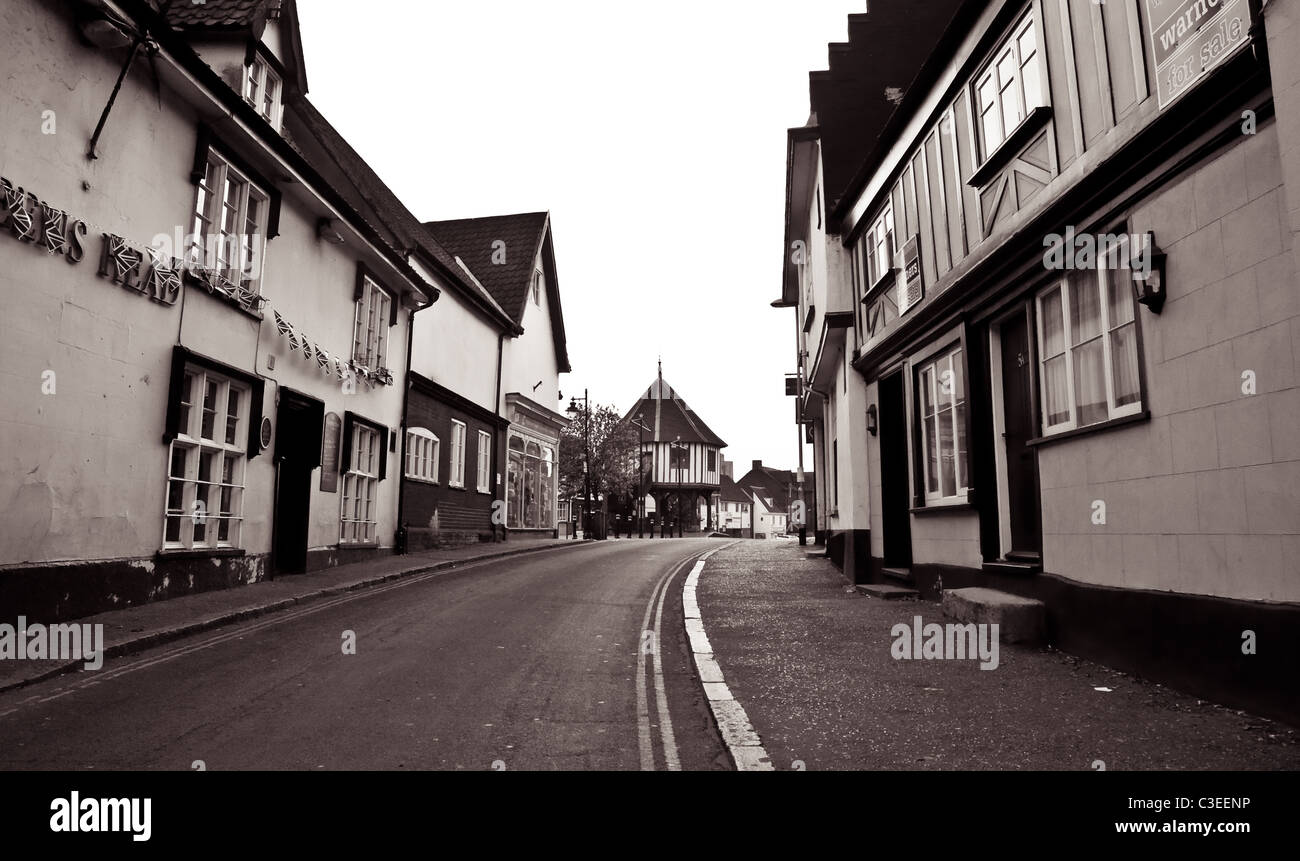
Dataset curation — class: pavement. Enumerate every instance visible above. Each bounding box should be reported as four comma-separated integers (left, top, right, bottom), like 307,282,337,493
0,537,586,695
695,540,1300,770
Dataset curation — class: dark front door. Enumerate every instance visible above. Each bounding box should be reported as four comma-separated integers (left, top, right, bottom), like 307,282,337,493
999,312,1042,557
274,391,324,574
878,371,912,569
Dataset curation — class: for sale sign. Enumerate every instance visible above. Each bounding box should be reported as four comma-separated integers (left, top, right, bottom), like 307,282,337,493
1145,0,1252,110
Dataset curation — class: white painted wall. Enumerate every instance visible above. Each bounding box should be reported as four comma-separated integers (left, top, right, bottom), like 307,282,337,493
410,277,501,412
0,0,416,564
501,246,562,411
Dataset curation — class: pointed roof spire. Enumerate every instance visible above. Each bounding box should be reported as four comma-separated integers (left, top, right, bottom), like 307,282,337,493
621,367,727,448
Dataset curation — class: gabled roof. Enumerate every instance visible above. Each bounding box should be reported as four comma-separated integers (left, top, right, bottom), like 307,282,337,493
286,98,524,329
719,475,751,504
737,464,809,512
423,212,571,371
423,213,549,324
622,372,727,448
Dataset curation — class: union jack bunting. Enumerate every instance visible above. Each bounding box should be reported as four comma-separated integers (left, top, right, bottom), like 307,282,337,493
41,205,67,255
104,236,142,282
5,184,34,241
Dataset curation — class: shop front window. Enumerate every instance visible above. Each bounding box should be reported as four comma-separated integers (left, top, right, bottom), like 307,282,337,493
506,434,557,529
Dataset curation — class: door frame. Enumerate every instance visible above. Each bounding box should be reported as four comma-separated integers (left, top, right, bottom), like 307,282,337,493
876,367,912,569
988,301,1041,560
273,388,325,574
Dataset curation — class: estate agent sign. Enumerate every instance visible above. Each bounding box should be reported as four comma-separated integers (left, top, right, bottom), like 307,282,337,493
1145,0,1252,110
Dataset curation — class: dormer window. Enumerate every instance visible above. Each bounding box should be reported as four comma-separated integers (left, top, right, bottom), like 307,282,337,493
243,55,282,130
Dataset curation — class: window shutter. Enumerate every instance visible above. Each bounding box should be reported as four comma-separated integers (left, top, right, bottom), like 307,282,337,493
341,413,355,473
377,426,388,481
162,346,188,444
189,126,212,186
266,188,281,239
246,376,265,459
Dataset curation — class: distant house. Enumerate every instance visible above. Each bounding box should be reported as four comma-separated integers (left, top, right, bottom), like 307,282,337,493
749,488,788,539
621,365,727,536
717,475,753,537
736,460,816,536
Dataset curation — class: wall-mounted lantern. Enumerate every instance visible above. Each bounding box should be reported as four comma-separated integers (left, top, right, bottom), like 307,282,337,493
1131,232,1167,314
866,403,878,436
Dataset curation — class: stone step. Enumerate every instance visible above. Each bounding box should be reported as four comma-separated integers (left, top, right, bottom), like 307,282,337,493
940,587,1046,644
855,583,918,600
882,566,914,584
805,548,829,559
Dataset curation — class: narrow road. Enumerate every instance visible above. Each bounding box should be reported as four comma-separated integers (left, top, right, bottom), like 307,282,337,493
0,540,732,770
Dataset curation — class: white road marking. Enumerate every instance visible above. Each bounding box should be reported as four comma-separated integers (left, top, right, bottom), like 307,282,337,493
635,569,671,771
682,546,774,771
651,567,681,771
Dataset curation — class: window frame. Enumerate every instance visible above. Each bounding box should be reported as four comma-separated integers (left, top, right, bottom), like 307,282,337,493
913,343,970,505
162,364,249,551
476,429,492,493
1034,247,1145,436
189,148,269,300
352,273,392,373
449,420,467,488
972,10,1046,165
341,423,381,544
242,54,283,130
404,427,439,484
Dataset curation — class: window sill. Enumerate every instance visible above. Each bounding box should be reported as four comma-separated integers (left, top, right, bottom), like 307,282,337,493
1026,410,1149,447
339,541,380,549
967,105,1053,188
862,268,897,303
155,547,246,560
448,483,467,491
909,501,975,515
405,475,439,485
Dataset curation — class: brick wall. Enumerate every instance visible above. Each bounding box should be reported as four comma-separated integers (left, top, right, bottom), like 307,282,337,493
402,388,497,546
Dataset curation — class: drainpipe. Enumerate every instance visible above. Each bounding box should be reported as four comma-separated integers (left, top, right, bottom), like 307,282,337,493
395,308,415,554
494,331,505,540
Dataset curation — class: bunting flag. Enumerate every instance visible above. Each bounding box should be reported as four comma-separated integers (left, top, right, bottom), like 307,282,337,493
266,306,392,387
104,235,143,282
42,208,67,255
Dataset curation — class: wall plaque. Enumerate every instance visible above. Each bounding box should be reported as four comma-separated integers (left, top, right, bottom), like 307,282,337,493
320,412,342,493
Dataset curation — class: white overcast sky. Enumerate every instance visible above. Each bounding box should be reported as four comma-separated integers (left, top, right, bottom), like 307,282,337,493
300,1,864,476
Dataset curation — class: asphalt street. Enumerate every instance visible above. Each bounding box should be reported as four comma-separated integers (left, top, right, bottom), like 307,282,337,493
0,539,731,771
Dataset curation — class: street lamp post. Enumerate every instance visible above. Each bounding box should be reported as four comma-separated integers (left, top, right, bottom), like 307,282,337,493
631,414,651,539
566,390,592,540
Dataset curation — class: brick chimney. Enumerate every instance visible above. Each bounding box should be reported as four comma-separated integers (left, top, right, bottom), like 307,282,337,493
752,459,762,471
